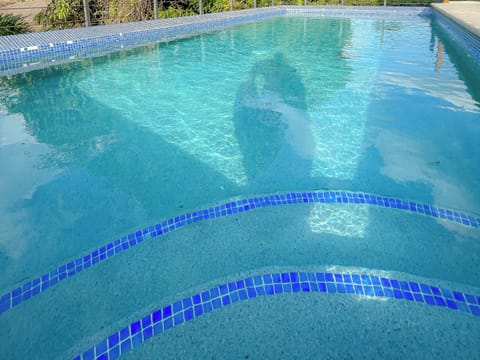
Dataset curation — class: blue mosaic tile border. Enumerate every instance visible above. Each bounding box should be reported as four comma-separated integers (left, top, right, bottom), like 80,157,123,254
73,269,480,360
433,9,480,64
1,190,479,317
285,5,432,18
0,8,284,76
0,6,434,76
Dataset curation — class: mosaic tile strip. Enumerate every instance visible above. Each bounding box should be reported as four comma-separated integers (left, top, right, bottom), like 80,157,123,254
433,9,480,64
1,190,478,317
73,269,480,360
0,6,434,76
0,7,284,76
285,5,432,18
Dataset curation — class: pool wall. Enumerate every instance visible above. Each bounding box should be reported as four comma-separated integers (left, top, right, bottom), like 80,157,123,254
432,8,480,64
0,6,433,77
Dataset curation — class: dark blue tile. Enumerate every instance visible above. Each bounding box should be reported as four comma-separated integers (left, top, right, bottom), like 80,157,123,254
194,305,203,316
299,272,308,282
143,326,153,340
120,339,132,355
434,297,446,307
420,283,431,294
130,321,141,335
465,294,476,304
408,282,420,293
162,305,172,318
325,273,334,282
400,281,410,291
82,347,94,360
470,305,480,316
403,292,414,301
141,315,152,328
228,282,237,291
108,333,119,347
424,295,435,305
152,310,162,323
173,301,182,313
390,279,400,289
96,339,107,355
109,346,120,360
120,327,129,341
290,272,299,282
453,291,465,302
238,289,247,300
413,293,424,302
431,286,441,296
446,299,458,310
0,301,9,313
192,294,201,304
393,289,403,299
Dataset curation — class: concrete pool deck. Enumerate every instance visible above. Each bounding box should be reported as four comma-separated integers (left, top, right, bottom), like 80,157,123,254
432,1,480,37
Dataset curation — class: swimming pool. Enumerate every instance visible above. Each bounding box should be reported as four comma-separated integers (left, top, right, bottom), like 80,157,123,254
0,6,479,359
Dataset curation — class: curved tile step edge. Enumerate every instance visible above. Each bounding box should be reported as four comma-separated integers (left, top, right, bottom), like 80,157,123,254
74,269,480,360
1,190,479,315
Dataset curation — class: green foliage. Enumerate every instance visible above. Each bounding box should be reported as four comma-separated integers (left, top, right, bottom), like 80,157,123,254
158,6,195,19
0,13,31,36
35,0,84,30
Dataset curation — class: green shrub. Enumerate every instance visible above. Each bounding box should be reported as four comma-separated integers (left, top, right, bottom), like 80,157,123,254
35,0,84,30
0,13,31,36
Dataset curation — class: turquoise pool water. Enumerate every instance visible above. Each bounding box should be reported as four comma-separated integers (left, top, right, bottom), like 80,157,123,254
0,14,479,359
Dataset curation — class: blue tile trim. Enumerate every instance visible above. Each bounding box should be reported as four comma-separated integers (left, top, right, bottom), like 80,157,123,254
74,269,480,359
433,9,480,64
1,190,479,316
0,6,432,76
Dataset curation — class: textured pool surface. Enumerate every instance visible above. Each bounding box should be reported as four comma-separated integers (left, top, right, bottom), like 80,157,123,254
0,6,480,360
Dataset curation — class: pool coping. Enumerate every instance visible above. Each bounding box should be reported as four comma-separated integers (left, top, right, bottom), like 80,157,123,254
432,1,480,38
0,6,432,76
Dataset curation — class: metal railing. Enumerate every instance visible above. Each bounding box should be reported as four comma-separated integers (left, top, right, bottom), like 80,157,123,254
0,0,444,35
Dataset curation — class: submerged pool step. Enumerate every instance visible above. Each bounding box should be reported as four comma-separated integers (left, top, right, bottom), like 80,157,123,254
1,190,479,316
74,268,480,360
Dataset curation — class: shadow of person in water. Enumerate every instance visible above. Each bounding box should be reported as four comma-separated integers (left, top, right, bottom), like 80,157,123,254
233,52,315,187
